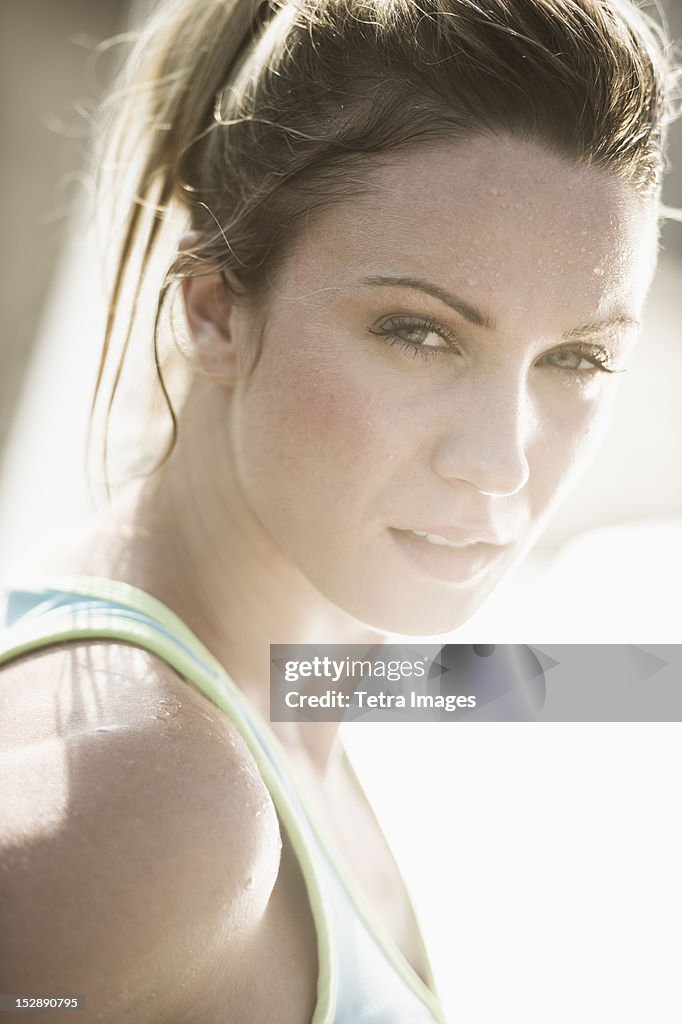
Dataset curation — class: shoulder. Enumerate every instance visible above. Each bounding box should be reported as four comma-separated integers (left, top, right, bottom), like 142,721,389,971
0,641,282,1022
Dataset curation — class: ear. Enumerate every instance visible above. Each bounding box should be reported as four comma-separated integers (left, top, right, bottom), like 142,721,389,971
180,235,239,386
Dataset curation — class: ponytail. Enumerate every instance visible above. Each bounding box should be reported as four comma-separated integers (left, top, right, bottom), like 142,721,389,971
90,0,267,496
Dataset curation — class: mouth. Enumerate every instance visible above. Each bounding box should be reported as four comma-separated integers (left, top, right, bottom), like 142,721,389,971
406,529,490,549
390,527,509,584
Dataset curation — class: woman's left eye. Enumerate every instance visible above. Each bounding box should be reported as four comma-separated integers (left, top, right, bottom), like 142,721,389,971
539,346,616,374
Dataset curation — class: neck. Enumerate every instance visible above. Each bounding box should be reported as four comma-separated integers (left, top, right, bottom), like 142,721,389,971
102,383,383,772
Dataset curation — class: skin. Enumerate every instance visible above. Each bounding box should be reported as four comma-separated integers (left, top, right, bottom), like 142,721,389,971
0,134,660,1022
160,133,657,649
24,134,659,764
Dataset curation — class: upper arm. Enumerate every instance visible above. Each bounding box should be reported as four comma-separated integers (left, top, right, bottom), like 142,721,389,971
0,643,281,1023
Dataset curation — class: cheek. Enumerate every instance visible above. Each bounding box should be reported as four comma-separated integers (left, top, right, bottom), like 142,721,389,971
528,386,617,513
232,341,402,523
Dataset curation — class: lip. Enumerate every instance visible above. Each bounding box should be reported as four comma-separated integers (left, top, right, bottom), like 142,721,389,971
389,527,508,584
402,524,508,547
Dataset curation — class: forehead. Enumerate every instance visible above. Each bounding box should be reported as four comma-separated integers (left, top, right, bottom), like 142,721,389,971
279,134,658,331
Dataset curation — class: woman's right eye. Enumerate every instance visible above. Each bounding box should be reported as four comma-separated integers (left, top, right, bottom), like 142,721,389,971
368,315,461,360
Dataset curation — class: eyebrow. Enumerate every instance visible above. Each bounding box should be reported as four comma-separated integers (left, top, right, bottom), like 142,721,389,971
360,274,640,339
361,275,494,329
560,315,640,340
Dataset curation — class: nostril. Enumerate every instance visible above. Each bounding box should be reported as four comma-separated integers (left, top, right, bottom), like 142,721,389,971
432,426,531,499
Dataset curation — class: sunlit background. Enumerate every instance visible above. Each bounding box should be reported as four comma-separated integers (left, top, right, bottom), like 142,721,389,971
1,1,680,1020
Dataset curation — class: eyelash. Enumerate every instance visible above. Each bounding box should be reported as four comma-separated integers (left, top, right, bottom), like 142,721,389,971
540,345,617,375
368,316,460,360
368,315,620,375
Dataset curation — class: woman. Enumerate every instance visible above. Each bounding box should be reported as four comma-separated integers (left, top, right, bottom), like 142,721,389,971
0,1,676,1021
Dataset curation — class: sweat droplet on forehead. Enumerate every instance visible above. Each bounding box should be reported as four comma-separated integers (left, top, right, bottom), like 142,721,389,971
312,139,649,319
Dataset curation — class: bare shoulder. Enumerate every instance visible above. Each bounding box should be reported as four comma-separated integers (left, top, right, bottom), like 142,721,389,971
0,642,282,1023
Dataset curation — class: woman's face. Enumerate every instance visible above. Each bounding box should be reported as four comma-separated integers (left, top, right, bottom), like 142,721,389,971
227,134,658,635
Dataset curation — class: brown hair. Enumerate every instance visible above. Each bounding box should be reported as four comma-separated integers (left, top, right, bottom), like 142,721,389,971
91,0,678,491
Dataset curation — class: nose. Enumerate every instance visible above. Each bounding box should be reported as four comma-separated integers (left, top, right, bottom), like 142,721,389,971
430,371,533,497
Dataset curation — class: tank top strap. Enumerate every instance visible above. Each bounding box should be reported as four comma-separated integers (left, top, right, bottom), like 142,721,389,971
1,575,337,1023
0,576,446,1024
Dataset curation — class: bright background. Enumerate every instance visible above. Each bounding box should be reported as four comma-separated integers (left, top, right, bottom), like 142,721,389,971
344,721,682,1023
1,2,681,1021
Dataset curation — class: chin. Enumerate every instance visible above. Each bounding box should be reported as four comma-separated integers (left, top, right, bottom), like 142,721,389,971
353,535,537,635
341,574,503,638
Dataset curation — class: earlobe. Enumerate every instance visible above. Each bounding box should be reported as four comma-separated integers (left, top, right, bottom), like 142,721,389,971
182,269,239,386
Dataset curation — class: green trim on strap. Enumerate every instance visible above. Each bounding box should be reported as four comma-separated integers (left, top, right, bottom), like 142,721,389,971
1,575,336,1024
2,574,447,1023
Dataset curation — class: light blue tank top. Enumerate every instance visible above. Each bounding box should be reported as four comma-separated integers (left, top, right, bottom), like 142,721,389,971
0,577,446,1023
